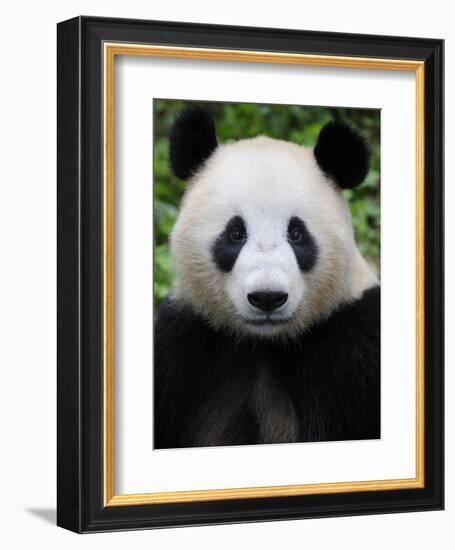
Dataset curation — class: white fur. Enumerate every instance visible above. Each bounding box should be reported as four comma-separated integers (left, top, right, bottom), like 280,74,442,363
170,136,377,338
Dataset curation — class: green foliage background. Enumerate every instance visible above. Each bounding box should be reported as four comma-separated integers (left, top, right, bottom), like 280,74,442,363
154,100,380,307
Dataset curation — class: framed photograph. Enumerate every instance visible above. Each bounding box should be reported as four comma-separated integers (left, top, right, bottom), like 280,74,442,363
57,16,444,533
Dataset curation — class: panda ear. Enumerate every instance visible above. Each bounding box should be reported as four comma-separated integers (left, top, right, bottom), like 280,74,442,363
169,107,218,180
313,121,370,189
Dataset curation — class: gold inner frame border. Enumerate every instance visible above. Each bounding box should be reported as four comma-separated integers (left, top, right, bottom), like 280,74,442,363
103,43,425,507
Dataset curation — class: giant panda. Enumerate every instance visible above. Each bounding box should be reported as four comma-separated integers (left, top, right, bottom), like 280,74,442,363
155,106,380,449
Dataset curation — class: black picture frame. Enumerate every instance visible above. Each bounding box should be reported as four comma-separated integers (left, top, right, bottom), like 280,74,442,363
57,16,444,533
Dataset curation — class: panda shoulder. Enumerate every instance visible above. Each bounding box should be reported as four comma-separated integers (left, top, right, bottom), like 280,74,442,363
349,284,380,327
154,298,215,373
328,284,380,353
156,298,208,343
337,285,380,334
312,285,380,348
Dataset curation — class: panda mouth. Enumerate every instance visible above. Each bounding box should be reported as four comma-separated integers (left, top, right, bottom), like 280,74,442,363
241,315,291,326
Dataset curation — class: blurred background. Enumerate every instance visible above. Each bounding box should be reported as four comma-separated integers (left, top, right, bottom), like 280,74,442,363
154,99,380,306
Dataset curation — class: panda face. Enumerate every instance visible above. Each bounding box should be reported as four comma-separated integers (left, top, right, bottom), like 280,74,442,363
212,211,317,336
170,136,371,338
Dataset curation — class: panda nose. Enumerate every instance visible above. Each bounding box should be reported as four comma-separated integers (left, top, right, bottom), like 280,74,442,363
247,291,288,312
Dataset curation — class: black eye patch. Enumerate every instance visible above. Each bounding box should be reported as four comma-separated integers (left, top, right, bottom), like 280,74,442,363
287,216,318,272
212,216,247,273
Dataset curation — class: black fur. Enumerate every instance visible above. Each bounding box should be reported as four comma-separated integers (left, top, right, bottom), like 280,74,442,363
154,286,380,449
169,107,218,180
314,121,370,189
287,216,318,272
212,215,247,273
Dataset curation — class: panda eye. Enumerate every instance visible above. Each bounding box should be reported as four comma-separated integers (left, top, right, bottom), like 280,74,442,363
289,226,303,243
229,226,246,243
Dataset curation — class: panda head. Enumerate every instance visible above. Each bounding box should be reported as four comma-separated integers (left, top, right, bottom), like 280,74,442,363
168,106,376,339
